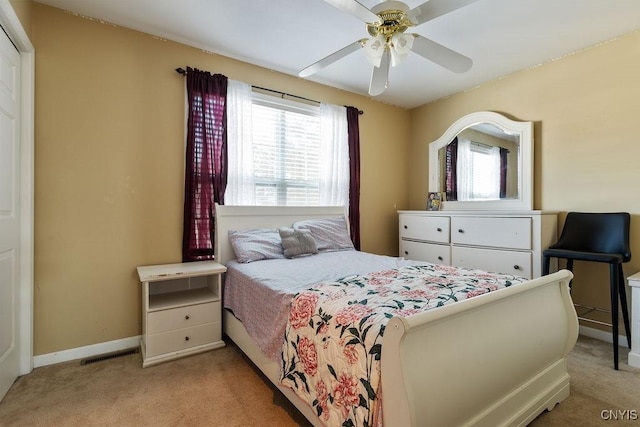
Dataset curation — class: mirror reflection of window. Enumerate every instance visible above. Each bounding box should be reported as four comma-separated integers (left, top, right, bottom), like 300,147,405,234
464,140,501,200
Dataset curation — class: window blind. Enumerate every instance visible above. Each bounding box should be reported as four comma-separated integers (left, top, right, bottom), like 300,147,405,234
252,96,321,206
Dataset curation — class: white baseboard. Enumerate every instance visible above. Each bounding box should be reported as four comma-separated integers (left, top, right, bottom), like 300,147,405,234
33,336,141,368
579,325,629,348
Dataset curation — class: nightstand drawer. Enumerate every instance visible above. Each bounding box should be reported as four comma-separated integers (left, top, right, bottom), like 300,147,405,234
145,322,221,357
148,302,220,334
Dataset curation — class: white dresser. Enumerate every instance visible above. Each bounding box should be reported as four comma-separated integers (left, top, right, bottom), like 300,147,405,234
398,211,557,279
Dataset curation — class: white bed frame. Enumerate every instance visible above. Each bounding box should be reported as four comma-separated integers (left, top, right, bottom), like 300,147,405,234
215,204,579,426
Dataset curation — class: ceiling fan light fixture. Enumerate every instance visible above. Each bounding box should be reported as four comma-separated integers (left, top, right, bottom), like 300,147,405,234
302,0,478,95
390,33,413,66
363,35,386,67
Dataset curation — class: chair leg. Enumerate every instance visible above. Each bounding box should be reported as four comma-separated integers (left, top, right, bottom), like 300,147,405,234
618,264,632,349
543,256,550,275
566,259,574,291
610,263,619,370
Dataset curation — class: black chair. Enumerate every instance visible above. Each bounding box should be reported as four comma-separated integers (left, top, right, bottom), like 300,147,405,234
542,212,631,370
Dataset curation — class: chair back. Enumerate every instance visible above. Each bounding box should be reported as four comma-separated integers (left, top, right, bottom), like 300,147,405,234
551,212,631,262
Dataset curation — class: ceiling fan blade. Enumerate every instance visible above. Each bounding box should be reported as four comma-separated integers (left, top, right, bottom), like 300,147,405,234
411,34,472,73
322,0,381,24
369,49,390,96
407,0,481,26
299,39,366,77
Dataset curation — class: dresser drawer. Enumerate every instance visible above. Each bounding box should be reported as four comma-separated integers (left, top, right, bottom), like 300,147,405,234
451,217,531,250
145,322,221,358
401,240,450,265
400,215,450,243
452,246,532,279
147,302,220,334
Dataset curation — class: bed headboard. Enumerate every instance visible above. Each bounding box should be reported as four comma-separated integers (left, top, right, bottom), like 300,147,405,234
214,204,348,265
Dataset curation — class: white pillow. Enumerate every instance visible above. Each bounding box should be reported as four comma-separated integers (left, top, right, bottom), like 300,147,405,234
293,217,355,253
228,228,285,263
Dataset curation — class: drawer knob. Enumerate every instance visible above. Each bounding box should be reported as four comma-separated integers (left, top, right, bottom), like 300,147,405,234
458,229,464,233
404,251,408,255
437,228,442,232
404,225,408,229
514,265,520,270
185,315,190,320
438,256,443,261
185,336,190,341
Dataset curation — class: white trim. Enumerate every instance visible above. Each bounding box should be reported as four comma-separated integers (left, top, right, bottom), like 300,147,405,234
0,0,35,376
33,336,141,368
579,325,629,348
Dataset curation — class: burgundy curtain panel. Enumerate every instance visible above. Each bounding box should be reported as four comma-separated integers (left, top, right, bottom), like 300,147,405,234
499,147,508,199
346,106,361,250
445,137,458,201
182,67,228,262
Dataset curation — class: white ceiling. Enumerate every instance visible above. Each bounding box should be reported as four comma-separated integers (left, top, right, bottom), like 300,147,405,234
34,0,640,109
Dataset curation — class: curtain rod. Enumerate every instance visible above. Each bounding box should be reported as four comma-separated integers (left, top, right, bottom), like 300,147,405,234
176,67,363,115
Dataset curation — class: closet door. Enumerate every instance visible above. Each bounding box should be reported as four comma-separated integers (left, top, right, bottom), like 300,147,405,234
0,26,21,401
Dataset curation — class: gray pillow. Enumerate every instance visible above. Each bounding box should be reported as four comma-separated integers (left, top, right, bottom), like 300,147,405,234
293,217,355,253
228,228,285,263
279,228,318,259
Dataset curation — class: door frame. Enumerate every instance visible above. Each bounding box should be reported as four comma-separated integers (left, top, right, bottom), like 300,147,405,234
0,0,34,375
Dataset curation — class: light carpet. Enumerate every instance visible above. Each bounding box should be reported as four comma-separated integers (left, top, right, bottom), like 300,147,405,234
1,335,638,426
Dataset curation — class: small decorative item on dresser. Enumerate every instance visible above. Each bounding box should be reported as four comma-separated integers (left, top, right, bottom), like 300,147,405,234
137,260,227,367
427,192,443,211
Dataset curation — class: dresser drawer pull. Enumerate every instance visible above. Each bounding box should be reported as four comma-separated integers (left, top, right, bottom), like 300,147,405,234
404,225,408,229
185,336,190,341
513,265,520,270
437,228,442,232
438,256,443,261
458,229,465,233
404,251,409,255
185,315,190,320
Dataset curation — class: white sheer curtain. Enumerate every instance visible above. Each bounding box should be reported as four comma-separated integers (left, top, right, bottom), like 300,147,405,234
225,79,255,205
225,83,349,207
457,138,501,200
319,103,350,206
456,137,472,201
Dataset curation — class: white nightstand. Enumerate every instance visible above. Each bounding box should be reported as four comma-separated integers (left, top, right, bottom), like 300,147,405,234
137,260,226,367
627,272,640,368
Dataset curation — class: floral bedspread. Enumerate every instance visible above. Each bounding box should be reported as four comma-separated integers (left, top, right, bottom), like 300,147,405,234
279,263,526,427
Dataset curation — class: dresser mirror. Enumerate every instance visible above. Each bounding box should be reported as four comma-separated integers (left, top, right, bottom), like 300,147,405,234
429,111,533,211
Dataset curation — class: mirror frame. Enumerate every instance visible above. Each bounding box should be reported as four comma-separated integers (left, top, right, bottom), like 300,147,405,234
429,111,533,211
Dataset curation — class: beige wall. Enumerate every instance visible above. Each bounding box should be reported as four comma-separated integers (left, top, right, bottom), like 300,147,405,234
10,0,32,39
30,3,411,355
410,29,640,326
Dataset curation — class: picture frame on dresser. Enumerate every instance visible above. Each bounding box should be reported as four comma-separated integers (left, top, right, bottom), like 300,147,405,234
426,192,443,211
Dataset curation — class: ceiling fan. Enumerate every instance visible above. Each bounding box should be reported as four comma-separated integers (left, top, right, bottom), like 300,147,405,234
299,0,479,96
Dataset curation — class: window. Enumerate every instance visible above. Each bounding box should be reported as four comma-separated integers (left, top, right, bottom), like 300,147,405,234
226,80,349,208
252,95,322,205
467,142,501,199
